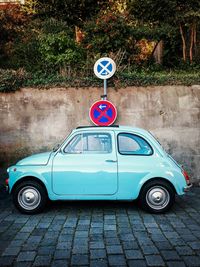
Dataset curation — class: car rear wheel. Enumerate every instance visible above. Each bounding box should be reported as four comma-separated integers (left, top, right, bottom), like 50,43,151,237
138,180,175,213
13,180,47,214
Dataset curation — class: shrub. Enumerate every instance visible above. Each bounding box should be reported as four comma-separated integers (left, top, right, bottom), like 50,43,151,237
0,5,28,68
83,11,133,58
8,18,86,72
9,24,42,71
39,31,85,70
0,68,28,92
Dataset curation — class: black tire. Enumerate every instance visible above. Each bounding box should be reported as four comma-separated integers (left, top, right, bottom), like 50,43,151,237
138,179,175,214
13,180,47,214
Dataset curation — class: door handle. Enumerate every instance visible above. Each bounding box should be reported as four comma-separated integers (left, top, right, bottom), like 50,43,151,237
105,159,117,163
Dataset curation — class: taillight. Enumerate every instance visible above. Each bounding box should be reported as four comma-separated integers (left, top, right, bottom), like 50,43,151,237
182,170,190,185
5,179,9,185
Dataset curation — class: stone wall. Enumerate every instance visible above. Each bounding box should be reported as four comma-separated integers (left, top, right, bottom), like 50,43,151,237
0,86,199,181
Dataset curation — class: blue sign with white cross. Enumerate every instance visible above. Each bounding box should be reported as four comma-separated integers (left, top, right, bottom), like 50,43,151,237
94,57,116,80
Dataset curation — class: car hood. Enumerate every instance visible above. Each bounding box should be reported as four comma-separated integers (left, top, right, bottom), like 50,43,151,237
16,152,52,166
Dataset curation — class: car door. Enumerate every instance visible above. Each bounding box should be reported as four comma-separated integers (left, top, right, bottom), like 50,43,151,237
116,132,157,199
52,131,118,195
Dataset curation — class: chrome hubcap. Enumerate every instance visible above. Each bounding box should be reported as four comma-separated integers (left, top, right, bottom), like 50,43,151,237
18,186,41,210
146,186,170,210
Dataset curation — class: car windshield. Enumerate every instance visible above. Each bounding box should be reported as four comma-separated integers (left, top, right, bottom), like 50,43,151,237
52,131,72,152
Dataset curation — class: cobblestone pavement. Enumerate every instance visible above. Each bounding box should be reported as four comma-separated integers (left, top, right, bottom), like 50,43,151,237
0,186,200,267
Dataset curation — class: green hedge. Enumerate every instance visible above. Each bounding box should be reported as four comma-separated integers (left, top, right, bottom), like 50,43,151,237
0,68,200,92
0,69,28,92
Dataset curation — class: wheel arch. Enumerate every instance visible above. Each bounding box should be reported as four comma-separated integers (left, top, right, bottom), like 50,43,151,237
11,176,48,197
139,177,177,197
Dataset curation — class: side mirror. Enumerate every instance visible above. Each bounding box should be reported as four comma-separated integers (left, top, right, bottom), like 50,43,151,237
53,144,60,152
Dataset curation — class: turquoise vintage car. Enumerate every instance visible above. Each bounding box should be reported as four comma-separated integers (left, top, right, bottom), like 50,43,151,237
6,126,191,214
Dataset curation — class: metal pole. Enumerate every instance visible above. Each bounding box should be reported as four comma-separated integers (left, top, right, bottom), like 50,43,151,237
103,79,107,100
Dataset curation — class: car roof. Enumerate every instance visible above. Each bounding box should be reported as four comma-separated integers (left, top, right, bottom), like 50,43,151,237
73,125,151,135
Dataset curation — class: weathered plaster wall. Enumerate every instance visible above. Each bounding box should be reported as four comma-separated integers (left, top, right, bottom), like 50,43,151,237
0,86,200,181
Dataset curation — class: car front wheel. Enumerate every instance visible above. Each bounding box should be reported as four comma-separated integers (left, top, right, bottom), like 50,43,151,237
13,180,47,214
138,180,175,213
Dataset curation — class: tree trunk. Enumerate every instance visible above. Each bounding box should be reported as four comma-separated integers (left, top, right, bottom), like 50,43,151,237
153,40,163,64
193,23,197,58
180,24,187,62
189,23,194,63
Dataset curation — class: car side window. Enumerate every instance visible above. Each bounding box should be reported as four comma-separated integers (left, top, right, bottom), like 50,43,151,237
64,133,112,154
118,133,153,155
83,133,112,154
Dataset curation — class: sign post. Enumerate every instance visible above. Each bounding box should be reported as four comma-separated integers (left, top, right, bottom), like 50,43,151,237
103,79,107,100
90,57,117,126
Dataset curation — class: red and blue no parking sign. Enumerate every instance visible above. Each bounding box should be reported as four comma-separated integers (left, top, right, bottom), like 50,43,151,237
89,100,117,126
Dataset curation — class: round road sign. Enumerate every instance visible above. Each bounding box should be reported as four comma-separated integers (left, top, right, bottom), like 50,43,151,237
94,57,116,80
89,100,117,126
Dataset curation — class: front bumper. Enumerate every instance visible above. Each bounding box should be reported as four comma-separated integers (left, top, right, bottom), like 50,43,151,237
184,183,193,192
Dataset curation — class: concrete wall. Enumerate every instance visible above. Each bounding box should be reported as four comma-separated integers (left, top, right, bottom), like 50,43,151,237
0,86,200,181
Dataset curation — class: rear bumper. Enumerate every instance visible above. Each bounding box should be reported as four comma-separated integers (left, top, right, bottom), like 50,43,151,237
184,183,193,192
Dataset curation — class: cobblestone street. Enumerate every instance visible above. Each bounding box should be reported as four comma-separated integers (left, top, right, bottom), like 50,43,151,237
0,186,200,267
